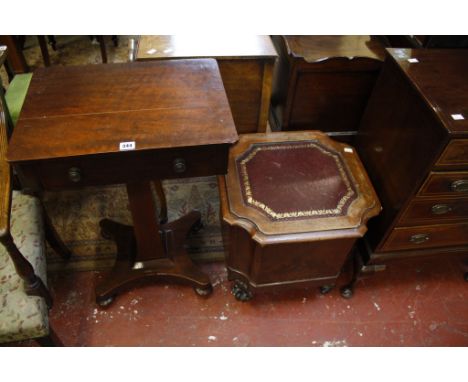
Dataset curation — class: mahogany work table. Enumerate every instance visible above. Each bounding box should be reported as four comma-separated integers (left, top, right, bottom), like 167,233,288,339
7,59,238,306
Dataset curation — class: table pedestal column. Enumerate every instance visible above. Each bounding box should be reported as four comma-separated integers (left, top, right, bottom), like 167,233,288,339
94,181,212,307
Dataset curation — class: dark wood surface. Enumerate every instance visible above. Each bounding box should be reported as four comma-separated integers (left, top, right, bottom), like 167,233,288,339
270,35,385,142
136,35,277,134
7,59,238,306
9,60,237,162
219,132,380,299
350,48,468,296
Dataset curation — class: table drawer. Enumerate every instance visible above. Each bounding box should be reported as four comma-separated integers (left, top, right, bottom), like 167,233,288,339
398,197,468,225
380,223,468,252
436,139,468,168
418,171,468,197
29,144,230,190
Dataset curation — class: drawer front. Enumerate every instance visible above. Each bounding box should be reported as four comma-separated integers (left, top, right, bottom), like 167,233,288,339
418,171,468,197
30,145,229,190
398,197,468,225
436,139,468,168
380,223,468,252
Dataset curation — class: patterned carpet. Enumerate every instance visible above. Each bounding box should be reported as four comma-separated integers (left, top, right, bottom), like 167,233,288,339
4,36,227,271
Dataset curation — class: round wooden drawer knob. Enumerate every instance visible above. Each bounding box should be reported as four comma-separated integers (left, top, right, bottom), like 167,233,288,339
68,167,82,183
173,158,186,174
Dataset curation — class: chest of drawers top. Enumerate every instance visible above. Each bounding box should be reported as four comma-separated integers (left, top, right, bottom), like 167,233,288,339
387,48,468,136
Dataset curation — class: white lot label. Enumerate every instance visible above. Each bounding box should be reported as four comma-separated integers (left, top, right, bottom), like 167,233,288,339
451,114,465,120
344,147,354,153
119,141,136,151
407,58,419,63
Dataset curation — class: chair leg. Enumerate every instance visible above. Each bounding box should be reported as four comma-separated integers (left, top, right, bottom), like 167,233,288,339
0,233,53,308
37,36,50,67
35,327,63,346
97,36,108,63
42,202,72,260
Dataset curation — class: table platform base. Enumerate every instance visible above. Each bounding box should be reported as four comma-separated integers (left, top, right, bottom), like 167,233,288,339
95,210,212,307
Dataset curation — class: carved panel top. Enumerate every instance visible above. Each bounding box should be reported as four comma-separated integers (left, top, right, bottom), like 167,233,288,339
282,35,385,63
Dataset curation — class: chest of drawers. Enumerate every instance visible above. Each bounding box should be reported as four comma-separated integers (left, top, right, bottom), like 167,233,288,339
349,48,468,295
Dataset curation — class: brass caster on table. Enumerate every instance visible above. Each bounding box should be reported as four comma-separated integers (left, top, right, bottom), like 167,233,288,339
340,286,354,299
232,280,253,302
96,295,115,308
319,285,335,295
194,284,213,297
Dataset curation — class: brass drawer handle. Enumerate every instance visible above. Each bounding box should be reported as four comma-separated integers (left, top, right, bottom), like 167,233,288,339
409,233,430,244
68,167,82,183
431,204,452,215
173,158,186,174
450,179,468,192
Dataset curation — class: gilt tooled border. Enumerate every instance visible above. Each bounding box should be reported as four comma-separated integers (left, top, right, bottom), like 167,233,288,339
236,141,357,221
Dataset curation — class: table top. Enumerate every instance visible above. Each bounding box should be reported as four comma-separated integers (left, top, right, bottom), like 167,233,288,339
8,59,238,163
136,35,277,61
223,131,381,240
282,35,385,63
387,48,468,135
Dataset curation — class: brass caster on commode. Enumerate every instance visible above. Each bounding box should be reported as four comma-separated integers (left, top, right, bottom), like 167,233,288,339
232,280,253,302
340,286,354,299
319,285,335,295
464,272,468,282
193,284,213,297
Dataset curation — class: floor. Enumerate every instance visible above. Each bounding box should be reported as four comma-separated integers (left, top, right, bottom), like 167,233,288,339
37,255,468,346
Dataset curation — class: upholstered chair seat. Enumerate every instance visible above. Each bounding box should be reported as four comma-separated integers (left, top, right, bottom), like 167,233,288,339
0,192,49,343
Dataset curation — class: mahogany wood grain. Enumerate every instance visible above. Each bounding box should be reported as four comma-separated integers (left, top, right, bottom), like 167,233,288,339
9,60,237,162
418,172,468,197
219,132,380,298
135,35,277,134
349,49,468,296
224,131,380,244
8,59,238,305
381,223,468,252
435,139,468,168
398,197,468,226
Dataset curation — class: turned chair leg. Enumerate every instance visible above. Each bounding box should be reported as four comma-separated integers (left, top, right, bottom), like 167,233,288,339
0,233,53,308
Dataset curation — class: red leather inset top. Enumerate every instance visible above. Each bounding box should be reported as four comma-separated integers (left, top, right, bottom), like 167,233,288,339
235,141,357,221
